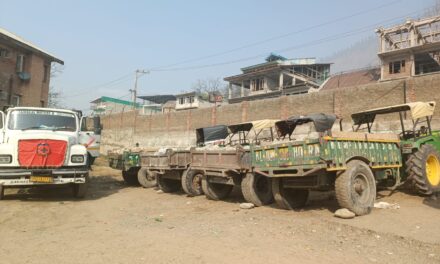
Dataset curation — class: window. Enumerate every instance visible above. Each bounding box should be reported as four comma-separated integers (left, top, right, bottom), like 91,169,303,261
40,100,45,107
252,78,265,91
0,48,9,58
188,96,194,104
43,65,49,83
16,54,25,72
178,97,185,105
11,95,20,107
389,60,405,74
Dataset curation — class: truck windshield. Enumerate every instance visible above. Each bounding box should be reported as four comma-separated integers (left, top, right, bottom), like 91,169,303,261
8,110,77,131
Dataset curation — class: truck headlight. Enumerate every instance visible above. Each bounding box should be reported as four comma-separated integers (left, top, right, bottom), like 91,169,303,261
0,155,12,164
71,155,85,163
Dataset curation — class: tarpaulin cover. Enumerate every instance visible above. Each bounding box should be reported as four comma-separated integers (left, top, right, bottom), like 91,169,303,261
18,139,67,167
351,101,436,125
196,125,229,144
276,113,336,137
228,119,279,134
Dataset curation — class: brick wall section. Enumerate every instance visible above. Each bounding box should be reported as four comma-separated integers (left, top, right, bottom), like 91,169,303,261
100,73,440,153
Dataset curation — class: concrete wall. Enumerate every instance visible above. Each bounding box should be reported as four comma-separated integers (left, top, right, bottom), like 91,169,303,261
100,73,440,153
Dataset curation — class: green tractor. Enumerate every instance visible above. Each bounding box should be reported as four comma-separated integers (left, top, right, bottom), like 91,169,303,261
351,101,440,195
108,150,141,185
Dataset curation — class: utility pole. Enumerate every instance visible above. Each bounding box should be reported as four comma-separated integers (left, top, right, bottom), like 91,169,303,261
129,69,149,109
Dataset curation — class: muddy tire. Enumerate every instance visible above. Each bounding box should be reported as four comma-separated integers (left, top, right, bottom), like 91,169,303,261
0,184,4,200
335,160,376,216
201,178,233,200
272,178,308,210
137,167,157,188
122,167,140,186
241,172,273,206
406,144,440,196
73,174,89,199
181,169,204,196
157,174,181,193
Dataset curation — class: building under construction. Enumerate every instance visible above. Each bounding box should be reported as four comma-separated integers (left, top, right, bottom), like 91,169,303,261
377,15,440,80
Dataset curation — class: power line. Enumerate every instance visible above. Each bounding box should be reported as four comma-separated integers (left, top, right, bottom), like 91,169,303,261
149,0,402,71
61,72,133,98
149,8,425,72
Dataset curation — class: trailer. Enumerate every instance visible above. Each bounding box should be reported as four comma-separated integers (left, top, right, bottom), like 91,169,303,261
138,125,229,195
250,102,440,216
190,119,278,205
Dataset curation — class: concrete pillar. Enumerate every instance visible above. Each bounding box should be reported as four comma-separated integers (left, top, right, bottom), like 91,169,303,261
279,72,284,90
228,83,232,99
410,53,415,77
241,81,245,97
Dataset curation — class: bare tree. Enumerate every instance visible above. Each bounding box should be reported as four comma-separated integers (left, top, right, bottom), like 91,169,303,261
191,77,228,95
47,64,65,108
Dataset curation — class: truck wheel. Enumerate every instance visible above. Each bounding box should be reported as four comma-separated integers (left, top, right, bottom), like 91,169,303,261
137,168,157,188
157,174,181,193
335,160,376,216
272,178,308,210
201,178,233,200
122,167,140,186
181,169,204,196
0,185,4,200
73,174,89,198
406,144,440,196
242,172,273,206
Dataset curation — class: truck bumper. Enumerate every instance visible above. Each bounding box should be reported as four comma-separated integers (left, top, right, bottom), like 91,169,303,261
0,168,89,186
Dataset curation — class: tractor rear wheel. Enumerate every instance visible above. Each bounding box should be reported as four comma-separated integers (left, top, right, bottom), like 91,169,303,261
137,168,157,188
201,178,233,200
272,178,308,210
241,172,273,206
406,144,440,196
157,173,181,193
335,160,376,216
181,169,204,196
122,167,140,186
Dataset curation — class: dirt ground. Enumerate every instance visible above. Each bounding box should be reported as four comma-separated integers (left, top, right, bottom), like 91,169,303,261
1,158,440,264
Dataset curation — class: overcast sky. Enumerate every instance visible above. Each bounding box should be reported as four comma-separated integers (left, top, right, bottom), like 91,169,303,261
0,0,432,111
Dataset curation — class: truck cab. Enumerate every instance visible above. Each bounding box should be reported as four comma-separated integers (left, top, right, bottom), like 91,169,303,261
0,107,89,199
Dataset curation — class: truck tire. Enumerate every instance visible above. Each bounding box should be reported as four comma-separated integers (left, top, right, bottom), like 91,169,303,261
181,169,204,196
137,167,157,188
0,184,4,200
157,174,181,193
241,172,273,206
201,178,233,200
272,178,308,210
122,167,140,186
73,174,89,198
335,160,376,216
406,144,440,196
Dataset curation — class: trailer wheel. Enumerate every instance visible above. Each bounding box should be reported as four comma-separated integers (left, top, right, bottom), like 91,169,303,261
335,160,376,216
137,168,157,188
202,178,233,200
241,172,273,206
122,167,140,186
181,169,204,196
73,174,89,198
406,144,440,196
272,178,308,210
157,174,181,193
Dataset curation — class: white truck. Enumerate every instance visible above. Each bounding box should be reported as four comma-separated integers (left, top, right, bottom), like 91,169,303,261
0,107,90,199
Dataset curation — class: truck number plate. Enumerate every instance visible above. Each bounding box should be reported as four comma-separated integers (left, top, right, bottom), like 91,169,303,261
30,176,53,183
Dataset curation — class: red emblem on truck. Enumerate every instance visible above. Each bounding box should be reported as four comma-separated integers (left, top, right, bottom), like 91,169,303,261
36,143,50,156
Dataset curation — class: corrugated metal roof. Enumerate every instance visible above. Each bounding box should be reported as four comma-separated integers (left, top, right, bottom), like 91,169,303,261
0,27,63,64
138,95,176,104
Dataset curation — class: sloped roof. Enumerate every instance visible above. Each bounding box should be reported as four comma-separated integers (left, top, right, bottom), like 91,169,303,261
320,68,380,91
162,100,176,108
0,27,63,64
138,95,176,104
